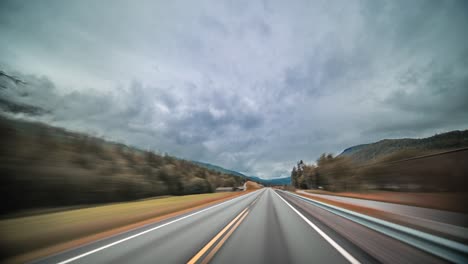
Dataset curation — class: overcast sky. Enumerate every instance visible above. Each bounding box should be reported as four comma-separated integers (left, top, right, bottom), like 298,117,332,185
1,0,467,178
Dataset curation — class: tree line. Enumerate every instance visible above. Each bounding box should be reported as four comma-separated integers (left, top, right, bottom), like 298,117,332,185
0,117,244,215
291,150,468,192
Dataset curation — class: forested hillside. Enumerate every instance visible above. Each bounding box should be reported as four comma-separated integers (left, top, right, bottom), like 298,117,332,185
0,117,243,215
340,130,468,163
193,161,291,186
291,131,468,192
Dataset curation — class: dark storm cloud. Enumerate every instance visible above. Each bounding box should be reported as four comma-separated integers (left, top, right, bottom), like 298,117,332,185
388,64,468,114
164,106,263,144
1,0,467,178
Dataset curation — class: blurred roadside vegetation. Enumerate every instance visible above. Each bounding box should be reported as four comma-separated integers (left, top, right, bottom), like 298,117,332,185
0,116,243,216
291,131,468,193
0,192,240,262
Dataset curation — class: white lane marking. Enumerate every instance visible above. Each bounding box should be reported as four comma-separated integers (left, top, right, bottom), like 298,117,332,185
273,190,361,264
57,190,261,264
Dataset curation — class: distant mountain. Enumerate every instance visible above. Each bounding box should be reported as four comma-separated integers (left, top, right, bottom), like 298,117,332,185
192,161,291,186
340,144,369,156
246,175,291,186
339,130,468,163
191,161,248,178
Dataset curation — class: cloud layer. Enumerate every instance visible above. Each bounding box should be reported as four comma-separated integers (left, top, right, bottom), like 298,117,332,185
1,0,467,178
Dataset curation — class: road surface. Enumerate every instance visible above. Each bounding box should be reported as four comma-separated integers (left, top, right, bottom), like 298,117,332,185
34,188,449,264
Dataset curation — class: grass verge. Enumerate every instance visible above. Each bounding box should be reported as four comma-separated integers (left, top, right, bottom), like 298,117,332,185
0,191,248,264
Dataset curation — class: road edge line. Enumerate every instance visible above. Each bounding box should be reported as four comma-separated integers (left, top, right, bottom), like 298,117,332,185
273,190,360,264
57,190,260,264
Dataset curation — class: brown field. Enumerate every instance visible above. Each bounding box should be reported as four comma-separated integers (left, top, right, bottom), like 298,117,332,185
245,181,262,190
0,191,249,264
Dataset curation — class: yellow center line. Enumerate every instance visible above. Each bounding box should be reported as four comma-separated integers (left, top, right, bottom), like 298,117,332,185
201,210,250,264
187,207,249,264
187,193,262,264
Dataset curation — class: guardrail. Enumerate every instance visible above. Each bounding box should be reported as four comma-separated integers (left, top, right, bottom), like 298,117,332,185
279,190,468,264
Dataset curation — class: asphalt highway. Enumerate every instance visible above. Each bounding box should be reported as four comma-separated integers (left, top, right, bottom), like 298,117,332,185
33,188,449,264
